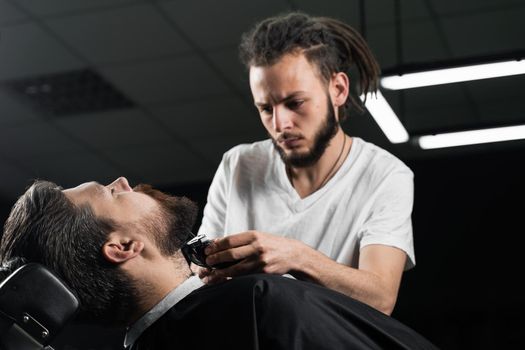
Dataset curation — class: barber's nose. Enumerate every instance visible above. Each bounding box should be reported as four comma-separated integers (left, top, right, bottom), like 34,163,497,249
107,177,132,193
273,107,293,132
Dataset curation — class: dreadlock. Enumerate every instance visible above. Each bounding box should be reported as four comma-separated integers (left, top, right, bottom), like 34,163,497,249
239,12,381,120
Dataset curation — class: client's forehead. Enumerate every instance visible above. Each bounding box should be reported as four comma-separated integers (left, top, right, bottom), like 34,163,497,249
63,182,105,206
62,180,160,226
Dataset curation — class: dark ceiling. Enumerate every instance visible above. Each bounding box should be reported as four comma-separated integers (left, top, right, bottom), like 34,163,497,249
0,0,524,200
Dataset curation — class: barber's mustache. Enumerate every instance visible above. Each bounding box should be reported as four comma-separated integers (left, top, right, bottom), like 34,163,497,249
276,132,303,143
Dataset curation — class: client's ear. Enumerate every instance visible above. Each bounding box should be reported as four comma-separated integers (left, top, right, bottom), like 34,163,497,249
102,234,145,264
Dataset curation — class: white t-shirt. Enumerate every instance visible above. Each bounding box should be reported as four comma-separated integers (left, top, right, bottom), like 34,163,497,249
198,137,415,269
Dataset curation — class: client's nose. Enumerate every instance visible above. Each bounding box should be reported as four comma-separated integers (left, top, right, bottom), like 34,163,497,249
107,177,132,193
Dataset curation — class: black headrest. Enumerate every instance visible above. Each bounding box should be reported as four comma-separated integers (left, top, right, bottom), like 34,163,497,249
0,263,79,350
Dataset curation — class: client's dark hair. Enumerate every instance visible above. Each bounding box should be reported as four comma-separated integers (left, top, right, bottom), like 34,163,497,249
0,256,27,283
239,12,381,120
0,181,136,324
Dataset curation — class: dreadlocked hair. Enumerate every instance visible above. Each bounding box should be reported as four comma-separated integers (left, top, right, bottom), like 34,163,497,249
239,12,381,120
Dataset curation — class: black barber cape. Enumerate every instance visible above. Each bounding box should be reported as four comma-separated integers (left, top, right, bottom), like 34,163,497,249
134,274,437,350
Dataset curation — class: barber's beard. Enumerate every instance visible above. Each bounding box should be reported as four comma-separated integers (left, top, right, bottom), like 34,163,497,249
271,99,339,168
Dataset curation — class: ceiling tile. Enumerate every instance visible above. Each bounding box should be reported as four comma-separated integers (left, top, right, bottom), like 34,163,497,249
19,152,122,189
401,85,477,133
398,0,432,21
46,3,192,64
369,21,445,69
366,0,430,26
0,159,33,199
159,0,290,50
150,96,264,141
17,0,141,17
401,20,449,63
403,83,469,113
366,0,397,26
189,133,268,166
0,87,41,125
54,108,173,151
407,103,477,135
468,76,525,125
477,99,525,126
468,75,524,103
0,0,28,25
206,47,251,96
366,0,433,68
0,120,83,158
103,142,216,186
431,0,525,15
99,55,230,104
366,25,397,68
442,7,525,57
293,0,359,26
0,23,83,81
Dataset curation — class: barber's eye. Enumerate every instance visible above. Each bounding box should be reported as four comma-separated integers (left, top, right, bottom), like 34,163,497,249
260,106,272,114
287,100,304,110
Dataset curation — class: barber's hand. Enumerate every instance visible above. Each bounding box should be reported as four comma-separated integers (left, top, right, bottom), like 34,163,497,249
190,263,208,278
203,231,300,284
190,259,230,284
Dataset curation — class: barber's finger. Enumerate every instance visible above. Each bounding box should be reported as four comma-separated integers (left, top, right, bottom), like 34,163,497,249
205,231,257,254
196,267,213,279
207,258,262,282
190,263,206,275
205,244,255,267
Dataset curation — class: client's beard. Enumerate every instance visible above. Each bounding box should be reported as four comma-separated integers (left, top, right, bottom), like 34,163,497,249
101,185,198,325
133,184,198,256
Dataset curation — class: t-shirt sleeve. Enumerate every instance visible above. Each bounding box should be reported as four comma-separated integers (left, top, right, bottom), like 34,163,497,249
358,167,416,270
197,152,232,239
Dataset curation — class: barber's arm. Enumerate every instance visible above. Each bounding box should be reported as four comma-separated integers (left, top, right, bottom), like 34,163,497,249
201,170,414,315
201,232,406,315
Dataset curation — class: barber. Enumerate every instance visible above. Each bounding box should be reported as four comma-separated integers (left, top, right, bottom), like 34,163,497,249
197,12,415,316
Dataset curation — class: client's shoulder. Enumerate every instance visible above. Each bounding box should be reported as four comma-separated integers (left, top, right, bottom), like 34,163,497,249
221,274,323,301
192,274,302,298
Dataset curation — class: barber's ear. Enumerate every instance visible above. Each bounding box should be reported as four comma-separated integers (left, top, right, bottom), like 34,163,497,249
102,236,145,264
330,72,350,111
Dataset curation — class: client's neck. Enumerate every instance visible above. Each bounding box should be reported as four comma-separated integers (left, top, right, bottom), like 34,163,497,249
127,256,192,324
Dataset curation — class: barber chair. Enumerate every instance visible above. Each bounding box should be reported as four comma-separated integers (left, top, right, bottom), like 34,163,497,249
0,263,79,350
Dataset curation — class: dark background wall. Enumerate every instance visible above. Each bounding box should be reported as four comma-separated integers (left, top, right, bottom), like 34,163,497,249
394,142,525,349
2,139,524,350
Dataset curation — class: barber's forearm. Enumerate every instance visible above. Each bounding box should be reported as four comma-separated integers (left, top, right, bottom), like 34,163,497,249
288,242,397,315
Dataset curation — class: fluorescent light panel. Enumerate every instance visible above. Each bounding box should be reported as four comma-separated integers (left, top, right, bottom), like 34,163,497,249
361,90,409,144
418,124,525,149
381,59,525,90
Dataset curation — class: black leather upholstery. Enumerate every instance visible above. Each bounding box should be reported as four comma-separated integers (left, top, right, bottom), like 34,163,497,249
0,264,79,350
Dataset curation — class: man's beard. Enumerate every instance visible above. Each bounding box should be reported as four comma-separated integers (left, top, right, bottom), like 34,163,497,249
133,184,198,256
271,99,339,168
